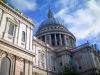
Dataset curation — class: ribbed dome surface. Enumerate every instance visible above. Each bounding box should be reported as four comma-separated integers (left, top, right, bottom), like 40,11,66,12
36,16,74,38
39,18,62,27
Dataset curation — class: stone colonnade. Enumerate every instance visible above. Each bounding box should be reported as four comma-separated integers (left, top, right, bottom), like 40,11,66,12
41,34,68,46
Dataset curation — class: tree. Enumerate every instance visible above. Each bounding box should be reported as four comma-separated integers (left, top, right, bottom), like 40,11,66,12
62,64,80,75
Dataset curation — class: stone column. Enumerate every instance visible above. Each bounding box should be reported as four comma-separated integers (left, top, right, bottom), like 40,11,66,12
30,28,33,51
14,26,18,44
59,34,62,46
49,34,52,45
54,34,57,46
68,36,71,47
64,35,67,46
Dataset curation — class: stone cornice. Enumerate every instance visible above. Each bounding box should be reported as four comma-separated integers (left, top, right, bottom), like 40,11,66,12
33,37,54,51
33,37,47,47
56,50,71,57
33,66,57,75
71,43,92,53
0,38,35,58
0,1,34,27
33,66,47,72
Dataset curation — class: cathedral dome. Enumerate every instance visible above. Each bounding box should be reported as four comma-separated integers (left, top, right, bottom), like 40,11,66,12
35,8,76,49
36,18,71,35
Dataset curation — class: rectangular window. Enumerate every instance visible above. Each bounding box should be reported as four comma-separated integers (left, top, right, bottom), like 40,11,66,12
21,31,26,42
8,22,15,36
0,9,3,26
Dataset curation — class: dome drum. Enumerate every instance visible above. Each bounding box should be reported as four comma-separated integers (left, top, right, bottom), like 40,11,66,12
37,33,76,48
36,30,75,40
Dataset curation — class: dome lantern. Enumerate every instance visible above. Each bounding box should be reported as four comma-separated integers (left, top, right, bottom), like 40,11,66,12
48,8,54,18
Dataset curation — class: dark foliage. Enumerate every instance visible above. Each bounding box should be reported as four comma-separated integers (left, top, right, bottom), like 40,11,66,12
62,64,80,75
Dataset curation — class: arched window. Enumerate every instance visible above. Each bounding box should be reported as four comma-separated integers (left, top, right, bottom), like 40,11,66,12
0,57,11,75
21,31,26,42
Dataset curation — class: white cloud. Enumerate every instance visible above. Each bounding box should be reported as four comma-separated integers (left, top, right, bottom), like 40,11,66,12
56,0,100,40
9,0,37,11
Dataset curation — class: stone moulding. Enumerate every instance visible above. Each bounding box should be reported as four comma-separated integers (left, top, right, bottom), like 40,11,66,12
0,38,35,62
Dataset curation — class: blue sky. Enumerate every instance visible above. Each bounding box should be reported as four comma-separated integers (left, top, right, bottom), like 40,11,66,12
6,0,100,49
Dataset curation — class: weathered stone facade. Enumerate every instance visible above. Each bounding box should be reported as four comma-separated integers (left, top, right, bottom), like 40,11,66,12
0,1,100,75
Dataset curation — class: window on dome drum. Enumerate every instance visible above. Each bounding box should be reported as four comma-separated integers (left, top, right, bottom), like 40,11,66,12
0,57,11,75
21,31,26,42
8,22,15,36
